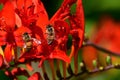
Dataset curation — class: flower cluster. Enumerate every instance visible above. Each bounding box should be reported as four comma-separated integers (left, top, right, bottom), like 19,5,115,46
0,0,84,79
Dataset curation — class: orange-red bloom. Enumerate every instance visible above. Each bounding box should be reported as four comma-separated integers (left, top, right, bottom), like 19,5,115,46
94,17,120,54
0,1,16,64
12,0,73,67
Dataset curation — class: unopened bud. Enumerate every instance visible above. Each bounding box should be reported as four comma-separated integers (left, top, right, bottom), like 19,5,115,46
92,60,97,68
106,56,111,65
99,66,104,71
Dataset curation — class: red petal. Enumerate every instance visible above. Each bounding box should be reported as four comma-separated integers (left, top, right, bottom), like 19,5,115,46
11,67,26,76
36,1,49,34
1,1,15,31
15,13,22,27
69,0,84,48
11,67,18,75
0,0,7,4
28,72,41,80
76,0,84,30
54,20,70,38
32,0,40,14
0,54,3,67
26,63,34,71
16,0,25,9
0,30,7,46
50,0,76,22
19,47,39,59
4,44,13,63
30,25,45,40
24,0,33,10
78,29,84,47
49,50,70,63
62,0,77,6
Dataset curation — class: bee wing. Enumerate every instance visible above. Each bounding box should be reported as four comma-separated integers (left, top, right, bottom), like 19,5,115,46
32,38,41,45
23,43,27,48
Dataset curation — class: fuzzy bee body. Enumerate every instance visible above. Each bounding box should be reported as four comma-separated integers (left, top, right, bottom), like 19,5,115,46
22,32,33,52
46,25,55,44
22,32,41,52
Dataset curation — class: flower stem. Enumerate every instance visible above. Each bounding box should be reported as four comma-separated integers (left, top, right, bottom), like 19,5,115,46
56,60,62,79
74,52,78,74
69,45,75,60
68,44,79,74
83,41,120,57
42,63,49,80
62,61,67,79
48,59,56,80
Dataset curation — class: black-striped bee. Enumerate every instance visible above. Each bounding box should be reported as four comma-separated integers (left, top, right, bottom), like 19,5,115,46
22,32,41,52
45,25,55,44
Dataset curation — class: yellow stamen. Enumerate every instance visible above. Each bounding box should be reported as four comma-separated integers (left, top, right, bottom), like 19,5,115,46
12,48,14,56
0,46,4,57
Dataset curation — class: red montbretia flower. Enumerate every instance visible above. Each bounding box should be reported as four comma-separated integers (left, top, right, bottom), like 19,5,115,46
0,1,16,65
0,0,84,67
36,0,84,67
83,16,120,70
13,0,78,67
94,16,120,54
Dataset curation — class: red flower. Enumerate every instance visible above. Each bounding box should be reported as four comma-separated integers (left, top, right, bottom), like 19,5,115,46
40,0,81,54
94,17,120,54
0,1,16,64
46,0,84,65
36,0,81,66
12,0,74,67
0,0,84,68
83,16,120,70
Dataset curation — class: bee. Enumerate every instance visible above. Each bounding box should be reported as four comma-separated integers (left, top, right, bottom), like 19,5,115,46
45,25,55,44
22,32,41,52
22,32,33,52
